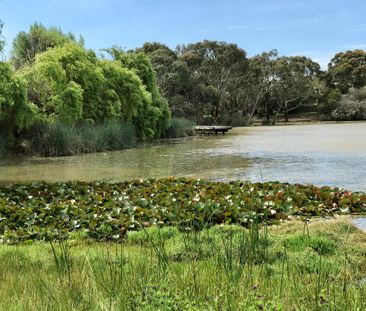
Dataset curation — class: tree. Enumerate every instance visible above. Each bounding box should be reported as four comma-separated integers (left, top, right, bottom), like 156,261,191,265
179,40,248,123
106,47,171,139
327,50,366,93
0,20,5,53
11,23,81,70
136,42,177,95
0,62,36,146
20,43,169,140
244,50,279,124
272,56,320,122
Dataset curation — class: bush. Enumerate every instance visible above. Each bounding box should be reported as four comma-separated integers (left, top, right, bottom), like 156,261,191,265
331,87,366,120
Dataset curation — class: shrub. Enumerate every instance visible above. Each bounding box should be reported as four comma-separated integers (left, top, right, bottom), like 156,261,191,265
164,118,195,138
331,87,366,120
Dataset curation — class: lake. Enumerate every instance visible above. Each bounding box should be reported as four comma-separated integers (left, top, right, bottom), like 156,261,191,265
1,122,366,191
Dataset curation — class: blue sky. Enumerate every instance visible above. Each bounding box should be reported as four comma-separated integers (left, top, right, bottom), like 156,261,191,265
1,0,365,68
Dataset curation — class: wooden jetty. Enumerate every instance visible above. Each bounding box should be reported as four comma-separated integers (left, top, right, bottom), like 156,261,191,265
194,125,232,135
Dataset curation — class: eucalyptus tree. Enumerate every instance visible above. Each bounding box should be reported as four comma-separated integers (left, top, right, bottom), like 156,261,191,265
327,49,366,93
136,42,177,95
244,50,279,124
179,40,248,123
272,56,320,122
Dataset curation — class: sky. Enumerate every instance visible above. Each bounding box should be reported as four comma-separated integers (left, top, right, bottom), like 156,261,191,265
1,0,366,68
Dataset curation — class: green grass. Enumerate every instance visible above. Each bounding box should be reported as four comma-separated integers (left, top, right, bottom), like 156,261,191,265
0,219,366,310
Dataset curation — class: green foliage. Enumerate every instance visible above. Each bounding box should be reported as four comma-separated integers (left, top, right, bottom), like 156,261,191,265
127,226,179,246
54,81,83,124
11,22,80,70
0,178,366,243
0,62,36,147
318,87,342,115
284,234,336,255
107,47,171,140
0,20,5,53
328,49,366,93
18,43,168,142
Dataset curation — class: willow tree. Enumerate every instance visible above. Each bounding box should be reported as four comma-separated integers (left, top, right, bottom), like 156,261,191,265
19,43,168,140
0,62,35,146
0,20,5,53
107,47,171,139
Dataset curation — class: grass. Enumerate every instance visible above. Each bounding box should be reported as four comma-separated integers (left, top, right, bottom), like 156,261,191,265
164,118,195,138
27,121,137,156
0,218,366,310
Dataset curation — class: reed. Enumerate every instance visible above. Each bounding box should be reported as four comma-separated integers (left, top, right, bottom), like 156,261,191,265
28,121,136,156
0,218,365,310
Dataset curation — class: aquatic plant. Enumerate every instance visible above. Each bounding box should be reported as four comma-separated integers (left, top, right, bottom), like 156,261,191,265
0,178,365,243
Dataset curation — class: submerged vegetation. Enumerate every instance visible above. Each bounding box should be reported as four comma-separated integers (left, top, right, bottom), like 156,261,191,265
1,178,366,243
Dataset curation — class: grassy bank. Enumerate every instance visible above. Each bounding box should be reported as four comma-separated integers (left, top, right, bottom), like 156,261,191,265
0,218,366,310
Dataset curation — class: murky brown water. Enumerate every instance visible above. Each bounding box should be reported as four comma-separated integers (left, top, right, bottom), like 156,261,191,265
1,122,366,190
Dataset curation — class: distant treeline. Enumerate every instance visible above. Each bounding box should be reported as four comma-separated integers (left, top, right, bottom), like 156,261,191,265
0,23,366,155
138,42,366,125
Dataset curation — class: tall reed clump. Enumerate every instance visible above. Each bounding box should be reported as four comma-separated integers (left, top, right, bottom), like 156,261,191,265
28,121,136,156
164,117,195,138
0,219,366,310
0,133,7,159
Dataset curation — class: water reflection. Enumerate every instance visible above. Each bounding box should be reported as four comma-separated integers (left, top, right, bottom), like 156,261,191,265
1,122,366,191
352,217,366,232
